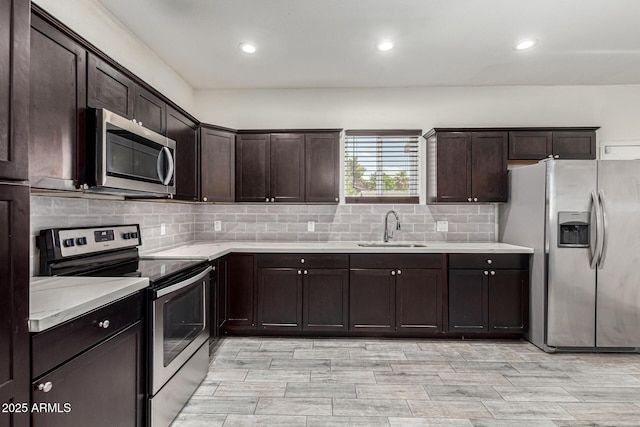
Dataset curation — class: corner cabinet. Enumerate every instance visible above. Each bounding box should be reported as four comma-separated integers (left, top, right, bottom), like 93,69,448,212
235,131,341,203
200,126,236,202
425,130,508,203
448,254,528,334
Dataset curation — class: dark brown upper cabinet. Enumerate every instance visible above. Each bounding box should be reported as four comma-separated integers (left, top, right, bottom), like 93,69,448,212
305,133,340,203
29,14,87,191
88,53,166,135
167,106,199,200
508,128,598,160
236,131,340,203
425,129,508,203
200,126,235,202
0,0,29,181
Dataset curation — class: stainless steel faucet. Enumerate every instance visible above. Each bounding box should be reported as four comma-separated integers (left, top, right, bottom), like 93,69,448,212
383,210,401,242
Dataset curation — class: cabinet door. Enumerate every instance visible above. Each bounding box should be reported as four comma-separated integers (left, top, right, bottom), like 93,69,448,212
270,133,305,202
87,53,134,119
167,106,198,201
396,269,442,333
552,131,596,159
0,184,29,427
29,15,86,190
32,322,144,427
0,0,29,181
305,133,339,203
448,269,488,333
349,269,395,332
133,85,166,135
201,127,235,202
489,269,527,332
225,254,256,330
436,132,471,202
303,269,349,332
258,268,303,330
508,131,552,160
471,132,508,202
217,257,228,331
236,134,270,202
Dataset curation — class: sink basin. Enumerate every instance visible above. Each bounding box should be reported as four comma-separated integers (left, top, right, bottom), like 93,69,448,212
357,242,427,248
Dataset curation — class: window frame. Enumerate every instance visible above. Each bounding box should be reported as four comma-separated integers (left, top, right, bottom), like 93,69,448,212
344,129,421,204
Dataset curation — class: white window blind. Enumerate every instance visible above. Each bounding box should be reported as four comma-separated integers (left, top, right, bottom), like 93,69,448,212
345,130,420,203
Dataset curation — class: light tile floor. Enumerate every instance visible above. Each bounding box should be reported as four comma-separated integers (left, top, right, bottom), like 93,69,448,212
172,337,640,426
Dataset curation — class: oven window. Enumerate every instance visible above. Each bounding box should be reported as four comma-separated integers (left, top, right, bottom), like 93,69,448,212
106,129,171,184
163,283,205,366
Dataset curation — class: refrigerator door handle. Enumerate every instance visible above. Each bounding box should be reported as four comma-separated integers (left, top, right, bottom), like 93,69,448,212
589,190,603,269
597,189,608,269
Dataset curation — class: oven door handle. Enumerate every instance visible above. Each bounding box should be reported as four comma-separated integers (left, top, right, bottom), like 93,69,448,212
155,266,212,298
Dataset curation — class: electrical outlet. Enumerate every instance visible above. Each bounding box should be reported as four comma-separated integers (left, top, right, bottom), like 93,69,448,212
160,223,166,235
307,221,315,232
214,221,222,231
436,220,448,232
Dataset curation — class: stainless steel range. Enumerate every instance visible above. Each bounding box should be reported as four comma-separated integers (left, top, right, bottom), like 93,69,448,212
38,224,211,426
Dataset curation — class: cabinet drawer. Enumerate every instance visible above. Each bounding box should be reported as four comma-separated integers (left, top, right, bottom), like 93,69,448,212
258,253,348,269
350,254,443,269
449,254,529,270
32,292,143,378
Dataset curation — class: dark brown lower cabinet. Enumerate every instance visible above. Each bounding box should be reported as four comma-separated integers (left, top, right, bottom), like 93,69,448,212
216,257,228,333
258,268,303,331
225,254,256,331
396,269,442,332
31,321,144,427
349,269,395,333
303,269,348,332
449,267,527,334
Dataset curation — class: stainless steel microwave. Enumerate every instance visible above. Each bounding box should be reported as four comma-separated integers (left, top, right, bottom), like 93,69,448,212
86,108,176,197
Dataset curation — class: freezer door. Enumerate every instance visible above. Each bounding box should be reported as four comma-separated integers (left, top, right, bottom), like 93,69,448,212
596,160,640,347
546,160,597,348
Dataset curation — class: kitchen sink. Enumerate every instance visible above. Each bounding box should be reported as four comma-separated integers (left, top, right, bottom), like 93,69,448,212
357,242,427,247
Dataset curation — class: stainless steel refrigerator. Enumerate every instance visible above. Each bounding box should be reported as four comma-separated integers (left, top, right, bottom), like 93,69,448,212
499,159,640,352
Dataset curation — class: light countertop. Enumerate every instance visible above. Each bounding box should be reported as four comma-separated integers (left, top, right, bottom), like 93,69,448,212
142,241,533,261
29,276,149,333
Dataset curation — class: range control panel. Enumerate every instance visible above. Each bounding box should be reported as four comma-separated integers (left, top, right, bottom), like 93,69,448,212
55,224,141,258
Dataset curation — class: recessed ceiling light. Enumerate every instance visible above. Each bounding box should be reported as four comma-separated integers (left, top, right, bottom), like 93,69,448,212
377,41,394,52
240,43,256,54
514,39,538,50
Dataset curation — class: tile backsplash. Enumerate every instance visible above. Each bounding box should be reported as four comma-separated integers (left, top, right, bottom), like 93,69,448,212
193,204,496,243
30,196,496,275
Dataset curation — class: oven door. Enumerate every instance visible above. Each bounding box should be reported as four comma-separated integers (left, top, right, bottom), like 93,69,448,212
94,108,176,196
151,266,211,395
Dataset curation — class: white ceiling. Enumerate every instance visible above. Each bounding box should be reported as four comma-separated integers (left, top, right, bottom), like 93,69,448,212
96,0,640,90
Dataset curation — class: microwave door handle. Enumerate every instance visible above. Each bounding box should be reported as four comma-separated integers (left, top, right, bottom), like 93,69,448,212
162,146,174,185
156,148,166,184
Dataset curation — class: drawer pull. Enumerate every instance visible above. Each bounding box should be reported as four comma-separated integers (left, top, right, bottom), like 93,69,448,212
300,258,305,264
486,259,493,265
98,320,110,329
38,382,53,393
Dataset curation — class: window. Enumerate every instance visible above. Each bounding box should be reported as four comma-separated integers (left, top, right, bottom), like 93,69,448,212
345,130,420,203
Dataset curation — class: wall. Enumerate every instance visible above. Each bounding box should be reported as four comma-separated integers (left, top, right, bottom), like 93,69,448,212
194,85,640,145
30,196,195,275
32,0,196,113
194,204,496,243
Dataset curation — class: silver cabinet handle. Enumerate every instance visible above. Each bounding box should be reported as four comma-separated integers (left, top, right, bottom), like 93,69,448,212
397,270,402,275
484,270,489,275
297,270,301,275
490,271,496,276
467,198,472,202
473,198,478,202
304,270,308,275
265,198,269,202
203,197,208,202
554,155,560,159
271,198,275,202
335,198,339,202
98,320,110,329
391,271,396,276
300,258,305,264
486,259,492,264
548,154,554,158
38,382,53,393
